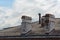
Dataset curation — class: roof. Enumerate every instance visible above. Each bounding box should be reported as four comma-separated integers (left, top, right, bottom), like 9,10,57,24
0,18,60,37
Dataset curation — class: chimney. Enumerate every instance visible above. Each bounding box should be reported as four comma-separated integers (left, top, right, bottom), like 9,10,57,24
21,16,32,35
38,13,41,24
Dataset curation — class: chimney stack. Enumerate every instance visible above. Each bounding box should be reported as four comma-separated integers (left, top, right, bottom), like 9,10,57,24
21,16,32,35
38,13,41,24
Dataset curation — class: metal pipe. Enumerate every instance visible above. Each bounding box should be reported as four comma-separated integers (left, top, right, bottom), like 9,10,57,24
38,13,41,24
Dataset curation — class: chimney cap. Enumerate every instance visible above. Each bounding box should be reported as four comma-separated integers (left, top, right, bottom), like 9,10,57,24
45,14,55,17
21,15,32,20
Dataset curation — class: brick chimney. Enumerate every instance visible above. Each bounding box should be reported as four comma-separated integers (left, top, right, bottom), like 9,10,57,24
44,14,55,34
21,15,32,35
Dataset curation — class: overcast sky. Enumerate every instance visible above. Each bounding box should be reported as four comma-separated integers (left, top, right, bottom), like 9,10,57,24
0,0,60,29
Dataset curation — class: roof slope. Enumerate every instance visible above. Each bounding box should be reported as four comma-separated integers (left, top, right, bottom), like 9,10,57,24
0,18,60,36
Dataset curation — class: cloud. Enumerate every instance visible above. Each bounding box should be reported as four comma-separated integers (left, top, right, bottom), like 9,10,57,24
0,0,60,29
0,7,21,29
13,0,58,21
14,0,57,11
13,0,60,18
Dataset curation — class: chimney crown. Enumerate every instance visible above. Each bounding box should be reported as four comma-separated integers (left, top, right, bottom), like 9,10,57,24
21,15,32,20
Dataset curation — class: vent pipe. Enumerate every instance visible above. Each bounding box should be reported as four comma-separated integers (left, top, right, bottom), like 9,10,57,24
38,13,41,24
